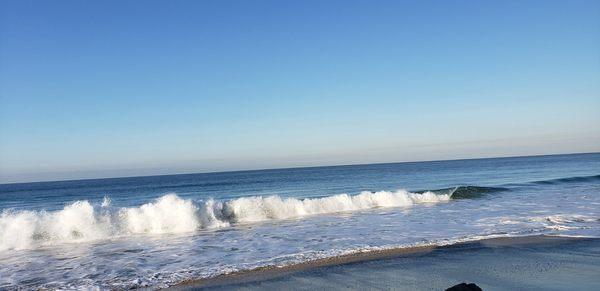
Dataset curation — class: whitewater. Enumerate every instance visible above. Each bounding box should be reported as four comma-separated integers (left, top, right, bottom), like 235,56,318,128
1,153,599,289
0,190,450,251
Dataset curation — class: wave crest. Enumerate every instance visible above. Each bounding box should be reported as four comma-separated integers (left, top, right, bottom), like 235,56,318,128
0,201,111,251
0,190,450,251
223,190,448,223
120,194,201,234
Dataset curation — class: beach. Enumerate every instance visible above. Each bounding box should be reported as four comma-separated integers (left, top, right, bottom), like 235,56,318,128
175,235,600,290
1,154,599,289
2,0,600,289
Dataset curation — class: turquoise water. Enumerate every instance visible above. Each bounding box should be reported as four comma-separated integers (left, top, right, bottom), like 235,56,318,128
1,153,599,289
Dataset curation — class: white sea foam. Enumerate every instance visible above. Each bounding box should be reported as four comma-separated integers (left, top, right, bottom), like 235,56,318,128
0,190,450,251
528,214,599,231
0,201,111,251
120,194,201,234
223,190,449,223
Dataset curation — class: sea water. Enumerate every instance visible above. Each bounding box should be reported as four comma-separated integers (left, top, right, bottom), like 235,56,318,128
1,153,599,289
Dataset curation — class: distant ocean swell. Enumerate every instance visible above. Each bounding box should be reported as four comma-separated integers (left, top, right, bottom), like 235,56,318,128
0,189,457,251
532,174,600,185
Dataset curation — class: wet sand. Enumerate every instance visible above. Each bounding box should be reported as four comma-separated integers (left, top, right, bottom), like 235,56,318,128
170,235,600,290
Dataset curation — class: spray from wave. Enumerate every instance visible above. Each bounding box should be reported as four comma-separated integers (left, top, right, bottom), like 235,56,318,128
0,189,451,251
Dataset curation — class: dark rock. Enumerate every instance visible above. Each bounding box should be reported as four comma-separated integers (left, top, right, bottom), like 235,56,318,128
445,282,483,291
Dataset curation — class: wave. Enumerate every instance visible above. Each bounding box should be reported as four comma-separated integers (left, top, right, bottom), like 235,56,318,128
416,186,509,199
448,186,508,199
421,174,600,199
531,174,600,185
0,190,451,251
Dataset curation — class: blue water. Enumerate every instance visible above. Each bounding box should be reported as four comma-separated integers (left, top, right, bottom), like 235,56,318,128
3,153,599,210
1,153,600,289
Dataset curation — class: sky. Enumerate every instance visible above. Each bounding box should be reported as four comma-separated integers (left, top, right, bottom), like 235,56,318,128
0,0,599,183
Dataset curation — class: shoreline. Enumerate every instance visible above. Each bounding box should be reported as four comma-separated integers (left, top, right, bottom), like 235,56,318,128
169,234,593,290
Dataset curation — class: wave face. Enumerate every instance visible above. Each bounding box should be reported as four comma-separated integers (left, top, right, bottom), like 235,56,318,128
448,186,508,199
0,190,450,251
416,186,509,199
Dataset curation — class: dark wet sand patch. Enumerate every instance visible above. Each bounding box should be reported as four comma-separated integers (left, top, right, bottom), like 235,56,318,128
170,235,600,290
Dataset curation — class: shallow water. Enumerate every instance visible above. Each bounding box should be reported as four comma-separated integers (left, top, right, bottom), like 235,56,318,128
197,237,600,291
1,153,600,289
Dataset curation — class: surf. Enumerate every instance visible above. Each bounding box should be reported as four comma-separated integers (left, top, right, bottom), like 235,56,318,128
0,189,453,251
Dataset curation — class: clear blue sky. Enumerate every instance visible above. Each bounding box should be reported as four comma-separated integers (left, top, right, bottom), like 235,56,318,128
1,0,599,183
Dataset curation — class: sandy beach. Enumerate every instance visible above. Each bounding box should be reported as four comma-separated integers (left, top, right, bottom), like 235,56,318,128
171,235,600,290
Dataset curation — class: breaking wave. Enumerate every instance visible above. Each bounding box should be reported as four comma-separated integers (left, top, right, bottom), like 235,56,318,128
414,185,509,199
447,186,508,199
0,189,451,251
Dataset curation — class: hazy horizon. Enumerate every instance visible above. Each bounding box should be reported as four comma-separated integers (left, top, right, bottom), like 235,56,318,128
1,1,599,183
1,151,598,184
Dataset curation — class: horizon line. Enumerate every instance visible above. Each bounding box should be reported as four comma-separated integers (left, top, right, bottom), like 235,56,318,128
1,151,598,186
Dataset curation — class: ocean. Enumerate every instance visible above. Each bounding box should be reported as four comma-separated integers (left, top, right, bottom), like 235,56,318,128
1,153,599,289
